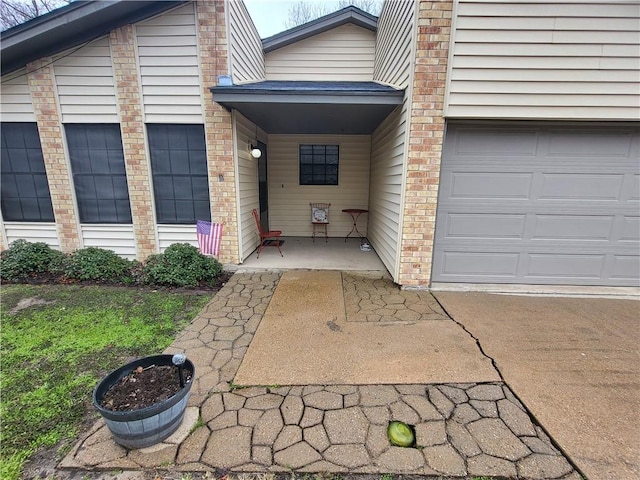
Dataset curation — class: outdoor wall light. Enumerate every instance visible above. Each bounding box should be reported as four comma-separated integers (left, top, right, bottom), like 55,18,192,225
250,144,262,159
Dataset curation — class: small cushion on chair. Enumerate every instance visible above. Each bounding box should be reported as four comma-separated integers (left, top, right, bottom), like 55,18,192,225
312,207,328,223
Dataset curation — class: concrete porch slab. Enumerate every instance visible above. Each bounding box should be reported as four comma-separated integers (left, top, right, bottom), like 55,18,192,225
234,270,500,385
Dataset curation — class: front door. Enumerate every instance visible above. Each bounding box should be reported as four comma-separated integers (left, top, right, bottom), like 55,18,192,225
257,140,269,231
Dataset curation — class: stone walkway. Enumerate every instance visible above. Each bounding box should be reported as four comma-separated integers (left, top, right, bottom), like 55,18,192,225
62,271,581,479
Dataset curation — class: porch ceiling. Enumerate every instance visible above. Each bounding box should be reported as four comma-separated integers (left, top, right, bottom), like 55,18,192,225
211,81,405,135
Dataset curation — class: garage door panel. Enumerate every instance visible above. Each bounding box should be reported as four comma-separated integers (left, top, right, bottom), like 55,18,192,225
539,173,625,200
628,174,639,201
450,172,533,198
619,216,640,242
612,256,640,280
434,124,640,286
525,253,606,279
547,131,634,157
531,214,615,241
442,252,520,277
445,213,526,239
453,128,538,156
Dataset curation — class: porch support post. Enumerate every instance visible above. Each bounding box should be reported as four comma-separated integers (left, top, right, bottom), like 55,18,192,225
399,0,453,287
196,0,239,264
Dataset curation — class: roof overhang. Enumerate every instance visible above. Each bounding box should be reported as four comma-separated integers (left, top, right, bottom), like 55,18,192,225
211,81,404,135
1,0,187,75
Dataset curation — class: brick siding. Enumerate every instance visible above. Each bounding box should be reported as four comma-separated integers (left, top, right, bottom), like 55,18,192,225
196,0,239,264
27,58,81,252
110,25,157,260
398,0,452,287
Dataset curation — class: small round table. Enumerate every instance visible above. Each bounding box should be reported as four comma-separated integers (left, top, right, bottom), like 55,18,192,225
342,209,368,241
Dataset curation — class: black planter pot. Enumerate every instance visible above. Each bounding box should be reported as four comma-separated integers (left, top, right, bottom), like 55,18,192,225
93,354,195,449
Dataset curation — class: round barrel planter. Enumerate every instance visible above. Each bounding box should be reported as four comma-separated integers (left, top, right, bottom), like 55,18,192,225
93,354,195,449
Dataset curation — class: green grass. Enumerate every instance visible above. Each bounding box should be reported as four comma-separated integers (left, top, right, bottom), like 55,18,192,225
0,284,213,480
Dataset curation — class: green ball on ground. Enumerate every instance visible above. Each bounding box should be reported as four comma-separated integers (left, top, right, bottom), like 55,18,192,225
387,421,415,447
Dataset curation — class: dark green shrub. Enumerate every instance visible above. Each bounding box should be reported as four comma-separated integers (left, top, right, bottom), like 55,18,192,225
0,240,65,281
63,247,134,283
141,243,222,287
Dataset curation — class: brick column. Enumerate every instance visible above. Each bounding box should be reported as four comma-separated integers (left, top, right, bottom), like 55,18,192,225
27,58,81,252
196,0,239,264
398,0,452,287
110,25,158,261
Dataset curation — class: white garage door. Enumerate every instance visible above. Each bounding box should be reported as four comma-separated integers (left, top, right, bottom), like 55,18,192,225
432,124,640,286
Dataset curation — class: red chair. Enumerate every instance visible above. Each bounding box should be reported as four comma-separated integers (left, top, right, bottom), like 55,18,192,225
252,208,283,258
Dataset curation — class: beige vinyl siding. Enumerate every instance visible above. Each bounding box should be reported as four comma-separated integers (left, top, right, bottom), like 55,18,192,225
136,3,203,123
53,37,118,123
369,107,406,278
3,223,59,248
369,0,416,281
234,112,263,261
80,225,136,259
447,1,640,120
267,135,370,237
265,24,376,81
1,70,36,122
157,225,197,252
373,0,416,88
228,0,265,83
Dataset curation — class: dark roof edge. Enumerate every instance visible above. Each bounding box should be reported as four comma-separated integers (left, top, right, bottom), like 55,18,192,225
262,5,377,53
1,1,187,75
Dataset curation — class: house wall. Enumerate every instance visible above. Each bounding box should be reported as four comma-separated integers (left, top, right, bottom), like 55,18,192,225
227,0,265,83
53,37,118,123
0,69,36,121
447,0,640,119
369,0,417,281
267,135,371,237
234,112,266,260
136,2,203,123
3,222,59,248
0,1,241,264
265,24,376,81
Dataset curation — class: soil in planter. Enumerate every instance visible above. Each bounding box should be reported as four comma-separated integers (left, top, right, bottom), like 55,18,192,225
100,365,192,411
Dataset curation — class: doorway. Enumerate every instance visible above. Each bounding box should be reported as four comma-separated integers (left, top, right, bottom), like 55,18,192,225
257,140,269,231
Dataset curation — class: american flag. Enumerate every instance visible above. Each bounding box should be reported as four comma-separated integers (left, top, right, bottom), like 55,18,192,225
196,220,222,257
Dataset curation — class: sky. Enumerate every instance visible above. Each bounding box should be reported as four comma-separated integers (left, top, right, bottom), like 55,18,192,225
243,0,298,38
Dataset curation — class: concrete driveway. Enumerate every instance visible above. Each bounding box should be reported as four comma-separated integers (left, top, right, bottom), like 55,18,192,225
433,292,640,480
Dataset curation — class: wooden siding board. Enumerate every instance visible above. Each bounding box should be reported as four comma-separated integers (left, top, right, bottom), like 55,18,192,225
136,3,203,123
448,1,640,120
235,113,261,260
265,24,375,81
0,70,36,121
52,37,117,123
458,2,640,18
228,0,265,83
4,223,59,248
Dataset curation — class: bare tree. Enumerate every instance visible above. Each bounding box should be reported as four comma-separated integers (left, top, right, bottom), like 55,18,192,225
284,0,383,29
336,0,383,16
1,0,71,30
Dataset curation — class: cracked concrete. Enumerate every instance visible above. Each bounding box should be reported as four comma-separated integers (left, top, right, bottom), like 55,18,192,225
62,270,581,479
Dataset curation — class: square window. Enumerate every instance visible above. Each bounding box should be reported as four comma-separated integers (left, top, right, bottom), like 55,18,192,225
299,144,339,186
